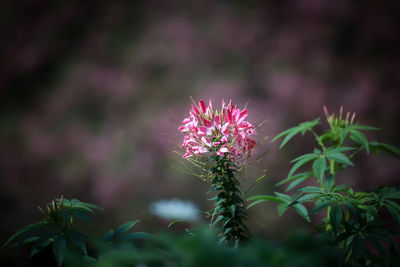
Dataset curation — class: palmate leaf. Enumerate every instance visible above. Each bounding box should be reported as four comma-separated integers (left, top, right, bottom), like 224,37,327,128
272,118,320,149
288,153,319,177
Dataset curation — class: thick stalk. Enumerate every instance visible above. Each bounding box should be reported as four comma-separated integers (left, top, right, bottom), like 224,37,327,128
209,156,250,246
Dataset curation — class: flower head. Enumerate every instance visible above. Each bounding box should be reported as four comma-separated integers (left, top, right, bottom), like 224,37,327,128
179,99,257,162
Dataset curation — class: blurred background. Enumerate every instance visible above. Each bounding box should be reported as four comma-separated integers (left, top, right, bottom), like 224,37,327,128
1,0,400,264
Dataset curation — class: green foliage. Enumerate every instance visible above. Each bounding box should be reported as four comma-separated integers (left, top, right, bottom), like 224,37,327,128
63,228,341,267
2,197,152,266
249,107,400,266
1,196,102,266
208,155,250,246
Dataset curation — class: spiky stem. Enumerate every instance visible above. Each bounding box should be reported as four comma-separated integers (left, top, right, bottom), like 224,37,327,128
209,156,250,247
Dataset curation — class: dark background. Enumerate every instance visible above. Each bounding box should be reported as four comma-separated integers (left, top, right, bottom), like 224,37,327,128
1,0,400,265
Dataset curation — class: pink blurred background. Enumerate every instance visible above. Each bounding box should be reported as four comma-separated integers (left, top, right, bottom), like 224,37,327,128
1,0,399,264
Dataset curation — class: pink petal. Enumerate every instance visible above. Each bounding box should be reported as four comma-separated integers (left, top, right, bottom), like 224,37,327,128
199,100,206,113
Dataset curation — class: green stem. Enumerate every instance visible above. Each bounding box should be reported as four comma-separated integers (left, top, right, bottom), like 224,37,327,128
209,156,250,246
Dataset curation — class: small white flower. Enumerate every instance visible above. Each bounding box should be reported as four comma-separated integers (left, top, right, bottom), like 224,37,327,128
149,199,199,221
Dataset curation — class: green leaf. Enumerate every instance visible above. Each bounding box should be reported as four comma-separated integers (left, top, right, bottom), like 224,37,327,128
309,201,332,215
279,127,302,149
69,210,91,224
332,184,351,192
353,125,380,131
351,236,365,262
285,175,312,192
326,152,353,166
52,236,66,267
247,195,285,208
66,230,87,255
114,220,140,238
276,172,314,186
330,205,342,233
312,157,326,184
274,192,291,202
1,224,38,249
167,220,185,228
272,126,299,142
105,229,114,242
326,147,356,153
118,232,152,241
339,128,348,143
293,204,310,222
350,130,369,154
369,141,400,159
297,186,324,193
288,154,319,177
277,203,289,216
323,173,335,192
384,202,400,228
294,193,321,203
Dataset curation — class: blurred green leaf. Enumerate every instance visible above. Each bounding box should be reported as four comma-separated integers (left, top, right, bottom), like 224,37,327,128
312,157,326,184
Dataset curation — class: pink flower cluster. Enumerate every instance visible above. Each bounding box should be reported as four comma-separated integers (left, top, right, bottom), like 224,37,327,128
179,99,257,161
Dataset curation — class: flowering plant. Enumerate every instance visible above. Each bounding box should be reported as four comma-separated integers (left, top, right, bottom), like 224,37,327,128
248,106,400,266
179,99,256,162
178,99,259,246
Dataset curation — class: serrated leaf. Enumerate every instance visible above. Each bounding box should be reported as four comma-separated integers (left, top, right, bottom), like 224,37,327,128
52,236,66,267
288,154,319,177
330,205,342,233
312,157,326,184
114,220,140,238
326,152,353,166
350,130,369,154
